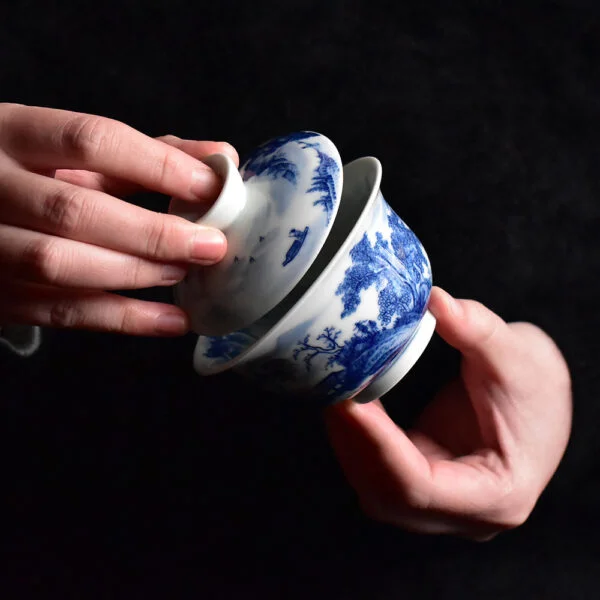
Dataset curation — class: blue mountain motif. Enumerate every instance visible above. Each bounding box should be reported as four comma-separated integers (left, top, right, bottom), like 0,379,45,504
298,141,339,224
249,131,321,158
291,206,432,399
282,226,309,266
203,330,257,363
240,131,339,223
241,131,321,184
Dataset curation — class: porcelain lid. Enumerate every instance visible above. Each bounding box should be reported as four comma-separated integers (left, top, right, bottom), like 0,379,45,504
170,131,343,336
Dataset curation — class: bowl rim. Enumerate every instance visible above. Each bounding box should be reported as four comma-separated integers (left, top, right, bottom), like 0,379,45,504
194,155,383,375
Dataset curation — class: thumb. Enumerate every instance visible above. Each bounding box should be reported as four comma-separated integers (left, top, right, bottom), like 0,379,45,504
428,286,512,372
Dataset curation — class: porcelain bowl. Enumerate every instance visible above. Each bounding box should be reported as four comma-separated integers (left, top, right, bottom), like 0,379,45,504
192,155,436,404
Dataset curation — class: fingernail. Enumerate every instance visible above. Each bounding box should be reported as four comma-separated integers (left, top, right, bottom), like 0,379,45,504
191,227,226,263
190,168,222,200
162,264,187,282
155,312,189,335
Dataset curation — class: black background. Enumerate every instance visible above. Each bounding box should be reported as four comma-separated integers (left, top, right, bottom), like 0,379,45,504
2,1,600,598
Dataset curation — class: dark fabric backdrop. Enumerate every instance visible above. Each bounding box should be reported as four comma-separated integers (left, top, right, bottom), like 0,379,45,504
2,1,599,598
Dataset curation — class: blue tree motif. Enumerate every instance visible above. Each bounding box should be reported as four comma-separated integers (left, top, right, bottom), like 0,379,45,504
298,141,340,224
388,210,429,290
293,327,343,370
241,131,321,184
335,211,429,327
386,209,431,317
335,233,386,319
313,318,416,398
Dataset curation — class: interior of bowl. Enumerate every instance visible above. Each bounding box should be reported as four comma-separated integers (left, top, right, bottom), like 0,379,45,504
193,156,382,374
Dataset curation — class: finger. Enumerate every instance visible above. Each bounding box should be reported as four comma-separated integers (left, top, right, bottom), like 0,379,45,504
0,278,190,336
325,399,507,522
0,105,223,202
53,137,239,198
157,135,239,167
428,286,511,365
325,399,434,511
0,168,226,264
0,224,189,290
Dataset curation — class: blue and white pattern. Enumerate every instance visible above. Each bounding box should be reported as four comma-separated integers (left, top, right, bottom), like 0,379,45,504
290,202,431,399
242,132,318,183
241,131,341,224
178,131,343,335
299,140,339,225
282,227,310,267
201,329,258,365
195,188,432,403
241,131,340,225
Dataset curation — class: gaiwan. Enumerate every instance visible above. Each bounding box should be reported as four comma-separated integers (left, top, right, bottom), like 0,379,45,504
169,132,435,405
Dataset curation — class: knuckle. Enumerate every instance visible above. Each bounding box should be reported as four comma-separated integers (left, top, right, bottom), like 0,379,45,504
493,504,534,530
153,147,182,187
116,303,141,334
464,300,504,347
58,114,117,160
41,185,87,235
157,134,182,146
143,216,180,259
509,322,572,388
0,165,12,188
128,259,148,288
399,485,432,512
0,102,23,128
485,486,536,531
0,104,26,145
49,298,83,329
22,238,65,285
